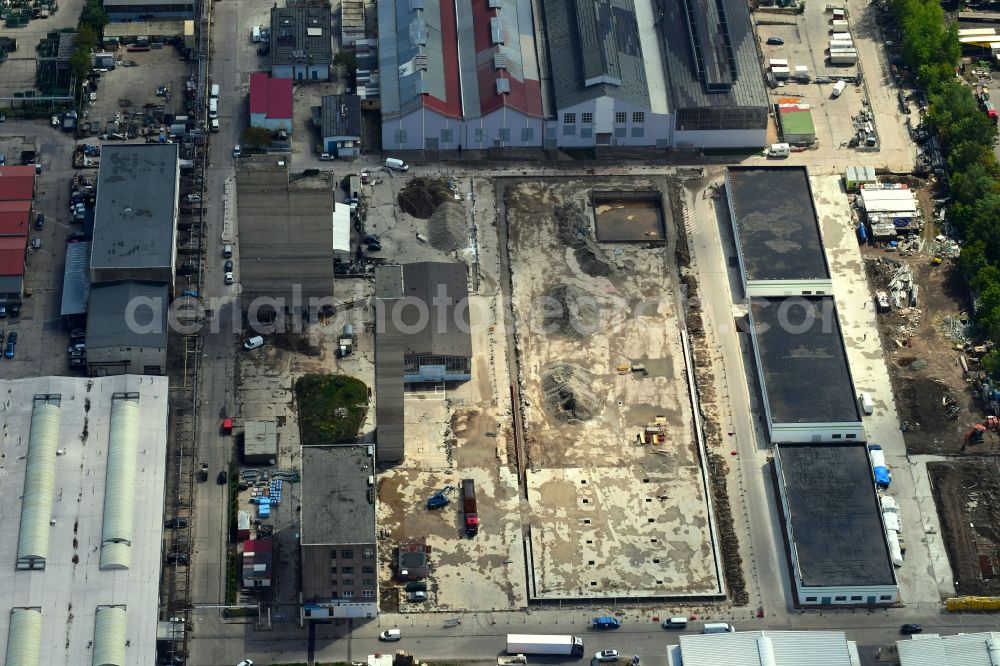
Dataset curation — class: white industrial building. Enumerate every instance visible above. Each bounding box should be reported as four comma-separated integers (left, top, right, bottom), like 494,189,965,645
897,631,1000,665
0,375,169,665
858,184,919,231
667,630,861,666
749,297,864,443
774,443,899,606
726,167,833,297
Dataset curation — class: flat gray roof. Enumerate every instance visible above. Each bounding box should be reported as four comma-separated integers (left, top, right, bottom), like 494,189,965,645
235,161,334,305
401,262,472,358
269,6,333,67
776,443,896,588
750,297,860,425
300,445,376,546
87,281,168,349
91,144,178,272
317,94,361,139
375,265,403,299
728,167,831,282
0,375,169,665
245,420,278,457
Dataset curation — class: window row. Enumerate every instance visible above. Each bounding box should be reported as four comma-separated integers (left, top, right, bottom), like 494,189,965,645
563,112,645,124
327,589,376,598
330,549,375,559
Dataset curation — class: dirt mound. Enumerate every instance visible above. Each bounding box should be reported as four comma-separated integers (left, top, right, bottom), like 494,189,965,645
398,177,454,218
541,363,602,423
544,284,599,337
575,245,619,278
428,202,469,252
554,202,591,247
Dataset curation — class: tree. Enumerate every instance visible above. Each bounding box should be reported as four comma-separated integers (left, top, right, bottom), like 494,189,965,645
69,47,92,82
80,0,108,32
333,50,357,71
240,126,272,150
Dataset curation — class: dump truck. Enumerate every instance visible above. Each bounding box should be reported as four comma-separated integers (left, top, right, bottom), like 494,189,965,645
506,635,584,657
462,478,479,536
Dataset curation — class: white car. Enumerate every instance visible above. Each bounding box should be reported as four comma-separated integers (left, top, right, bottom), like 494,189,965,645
186,194,201,203
224,271,234,285
233,144,242,157
236,661,254,666
595,650,619,663
379,629,402,641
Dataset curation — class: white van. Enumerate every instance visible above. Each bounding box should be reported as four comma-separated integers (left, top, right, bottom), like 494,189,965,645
703,623,735,634
831,80,848,98
210,84,220,99
385,157,409,171
208,98,218,119
767,143,790,158
859,391,874,415
662,617,688,630
243,336,264,350
251,25,262,42
223,244,233,258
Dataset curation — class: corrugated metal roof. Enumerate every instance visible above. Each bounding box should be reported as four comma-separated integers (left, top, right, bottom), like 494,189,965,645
318,94,362,139
544,0,651,110
401,262,472,357
6,608,42,666
0,166,35,201
332,205,351,252
678,630,858,666
16,403,60,568
0,199,31,235
268,7,333,67
0,236,26,276
92,606,127,666
60,240,91,317
897,632,1000,666
100,398,139,571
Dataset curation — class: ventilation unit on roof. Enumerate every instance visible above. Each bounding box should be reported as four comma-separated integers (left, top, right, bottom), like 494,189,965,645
493,52,507,70
495,78,510,94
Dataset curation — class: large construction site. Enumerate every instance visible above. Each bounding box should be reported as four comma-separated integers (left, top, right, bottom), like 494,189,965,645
371,173,726,610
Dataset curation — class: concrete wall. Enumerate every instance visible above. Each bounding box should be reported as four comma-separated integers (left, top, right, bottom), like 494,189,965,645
301,543,377,603
553,98,672,148
322,135,361,157
380,107,545,151
87,345,166,376
271,64,330,81
250,112,293,133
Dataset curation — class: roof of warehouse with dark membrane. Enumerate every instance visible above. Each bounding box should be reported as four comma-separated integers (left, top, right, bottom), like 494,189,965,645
777,443,896,588
750,297,861,424
728,167,831,282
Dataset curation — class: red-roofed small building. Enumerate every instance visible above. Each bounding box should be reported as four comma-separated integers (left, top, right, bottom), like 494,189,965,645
241,538,273,589
0,166,36,201
249,73,294,134
0,236,27,276
0,200,31,236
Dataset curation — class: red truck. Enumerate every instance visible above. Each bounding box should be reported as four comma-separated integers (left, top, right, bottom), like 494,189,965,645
462,479,479,537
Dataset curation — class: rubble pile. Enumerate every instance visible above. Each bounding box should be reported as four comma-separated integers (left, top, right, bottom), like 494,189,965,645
428,202,469,252
397,177,455,218
554,202,591,247
543,284,599,338
541,363,602,423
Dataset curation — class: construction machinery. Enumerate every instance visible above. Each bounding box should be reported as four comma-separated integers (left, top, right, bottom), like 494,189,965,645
426,485,454,509
964,416,1000,444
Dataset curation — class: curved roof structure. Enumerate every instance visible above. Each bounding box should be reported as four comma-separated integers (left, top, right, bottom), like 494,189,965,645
92,606,127,666
100,399,139,570
16,403,61,569
5,608,41,666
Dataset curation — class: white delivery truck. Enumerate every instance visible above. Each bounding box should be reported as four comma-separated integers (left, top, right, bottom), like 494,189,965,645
831,80,848,98
210,84,220,99
768,143,791,158
703,623,735,634
385,157,409,171
506,635,584,657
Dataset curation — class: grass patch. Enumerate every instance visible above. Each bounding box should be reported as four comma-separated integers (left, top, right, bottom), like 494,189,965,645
294,374,369,445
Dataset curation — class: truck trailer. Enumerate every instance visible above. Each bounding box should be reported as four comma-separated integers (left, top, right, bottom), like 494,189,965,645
463,479,479,536
868,444,891,488
506,634,584,657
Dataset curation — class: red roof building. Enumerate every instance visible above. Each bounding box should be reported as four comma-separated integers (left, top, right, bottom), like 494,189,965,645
0,200,31,236
0,236,27,276
0,166,36,201
249,73,294,133
241,538,273,588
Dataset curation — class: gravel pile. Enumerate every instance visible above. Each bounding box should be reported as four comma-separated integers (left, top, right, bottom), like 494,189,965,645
541,363,601,423
428,201,469,252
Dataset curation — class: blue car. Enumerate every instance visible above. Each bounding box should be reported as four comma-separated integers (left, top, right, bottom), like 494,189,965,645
4,331,16,358
593,616,621,629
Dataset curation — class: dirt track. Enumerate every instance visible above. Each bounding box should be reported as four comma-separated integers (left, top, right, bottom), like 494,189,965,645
930,460,1000,596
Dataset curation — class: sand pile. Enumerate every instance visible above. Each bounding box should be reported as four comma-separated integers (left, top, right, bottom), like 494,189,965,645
543,284,599,338
428,202,469,252
541,363,601,423
398,177,454,218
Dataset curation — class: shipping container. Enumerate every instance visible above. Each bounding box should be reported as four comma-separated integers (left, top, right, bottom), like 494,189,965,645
769,58,789,68
771,66,791,78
